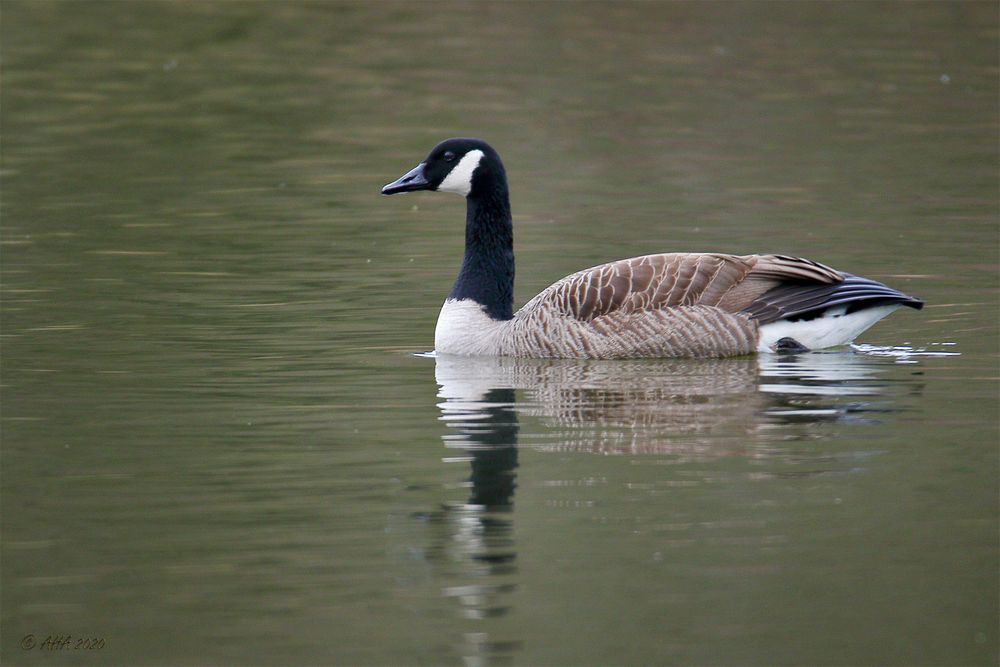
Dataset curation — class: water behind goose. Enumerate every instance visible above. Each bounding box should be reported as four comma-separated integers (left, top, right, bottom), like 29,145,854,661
2,2,997,666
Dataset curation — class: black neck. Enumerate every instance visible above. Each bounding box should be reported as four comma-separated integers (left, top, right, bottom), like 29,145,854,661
448,183,515,320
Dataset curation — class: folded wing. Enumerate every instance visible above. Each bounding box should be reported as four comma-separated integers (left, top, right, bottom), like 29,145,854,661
527,252,843,321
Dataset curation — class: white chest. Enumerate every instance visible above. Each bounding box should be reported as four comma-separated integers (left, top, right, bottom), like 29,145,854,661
434,299,506,356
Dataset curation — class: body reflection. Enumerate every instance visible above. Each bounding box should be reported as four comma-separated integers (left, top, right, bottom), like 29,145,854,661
436,351,910,457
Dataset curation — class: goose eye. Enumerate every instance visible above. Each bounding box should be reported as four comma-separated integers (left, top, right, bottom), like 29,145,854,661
443,151,456,163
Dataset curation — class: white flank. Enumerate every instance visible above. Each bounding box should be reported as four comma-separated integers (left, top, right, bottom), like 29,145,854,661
757,304,900,352
436,149,484,196
435,298,505,355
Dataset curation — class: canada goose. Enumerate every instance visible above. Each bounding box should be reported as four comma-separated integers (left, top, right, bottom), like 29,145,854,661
382,138,923,359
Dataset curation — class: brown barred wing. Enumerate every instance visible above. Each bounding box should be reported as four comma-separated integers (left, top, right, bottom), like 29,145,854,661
535,253,759,322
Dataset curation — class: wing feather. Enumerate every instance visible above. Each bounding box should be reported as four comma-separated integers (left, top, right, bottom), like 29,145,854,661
743,273,924,324
523,252,843,323
745,254,842,283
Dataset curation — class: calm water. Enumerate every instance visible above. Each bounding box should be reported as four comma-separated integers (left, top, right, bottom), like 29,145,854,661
2,2,997,665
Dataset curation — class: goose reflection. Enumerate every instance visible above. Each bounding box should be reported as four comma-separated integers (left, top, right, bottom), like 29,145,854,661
439,386,518,577
436,351,905,458
431,351,912,664
434,384,522,663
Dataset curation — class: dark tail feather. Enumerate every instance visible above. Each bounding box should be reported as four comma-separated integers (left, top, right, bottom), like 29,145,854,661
743,274,924,325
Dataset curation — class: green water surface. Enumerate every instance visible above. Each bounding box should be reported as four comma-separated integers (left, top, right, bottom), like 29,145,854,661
2,2,997,665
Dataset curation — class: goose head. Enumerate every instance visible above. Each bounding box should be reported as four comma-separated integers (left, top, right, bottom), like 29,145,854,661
381,138,505,198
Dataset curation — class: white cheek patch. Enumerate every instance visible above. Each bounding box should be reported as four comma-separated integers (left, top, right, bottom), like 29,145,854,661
436,149,484,196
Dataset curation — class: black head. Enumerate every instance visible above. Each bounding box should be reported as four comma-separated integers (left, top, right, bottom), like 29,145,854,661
381,138,505,198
